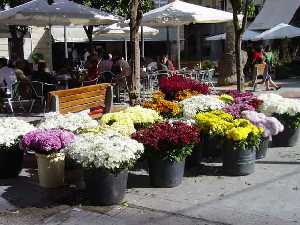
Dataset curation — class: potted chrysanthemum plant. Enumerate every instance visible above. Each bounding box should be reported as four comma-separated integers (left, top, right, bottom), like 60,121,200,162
66,131,144,206
0,118,35,178
258,93,300,147
195,110,263,176
21,129,75,188
132,122,199,188
241,110,284,159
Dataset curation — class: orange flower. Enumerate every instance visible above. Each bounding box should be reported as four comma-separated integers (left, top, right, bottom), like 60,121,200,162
175,89,201,101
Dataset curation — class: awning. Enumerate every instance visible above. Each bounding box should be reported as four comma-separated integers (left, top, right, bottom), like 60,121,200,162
205,30,260,41
249,0,300,30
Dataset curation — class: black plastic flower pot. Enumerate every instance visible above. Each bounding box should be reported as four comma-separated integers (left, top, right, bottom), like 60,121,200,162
84,169,128,206
0,146,24,179
201,135,222,159
256,138,270,160
186,145,202,169
222,146,255,176
148,158,185,188
271,126,300,147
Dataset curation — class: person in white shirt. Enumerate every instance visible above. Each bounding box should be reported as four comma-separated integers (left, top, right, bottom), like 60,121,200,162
0,58,16,95
83,49,90,62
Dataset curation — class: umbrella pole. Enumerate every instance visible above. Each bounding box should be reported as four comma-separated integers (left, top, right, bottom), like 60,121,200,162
141,25,144,58
64,26,68,59
48,24,53,72
177,25,181,70
124,39,128,61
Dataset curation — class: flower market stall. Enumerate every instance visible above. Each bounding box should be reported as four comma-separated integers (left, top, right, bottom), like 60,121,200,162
2,75,300,206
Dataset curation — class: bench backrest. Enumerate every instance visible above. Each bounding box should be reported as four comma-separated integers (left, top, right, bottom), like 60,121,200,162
48,84,113,118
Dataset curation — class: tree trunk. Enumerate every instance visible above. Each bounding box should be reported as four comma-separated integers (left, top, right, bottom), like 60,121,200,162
129,0,142,105
235,34,243,91
8,25,25,61
8,38,24,61
218,22,237,85
84,25,94,52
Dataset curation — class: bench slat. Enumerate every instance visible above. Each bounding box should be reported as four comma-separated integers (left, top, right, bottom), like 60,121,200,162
59,100,105,114
50,84,110,98
59,91,106,103
60,96,105,109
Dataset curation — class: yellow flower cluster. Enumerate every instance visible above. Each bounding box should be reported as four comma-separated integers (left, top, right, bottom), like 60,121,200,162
218,94,234,103
195,110,234,136
101,106,163,126
80,123,136,137
144,98,182,118
195,110,263,142
175,90,201,101
227,119,263,141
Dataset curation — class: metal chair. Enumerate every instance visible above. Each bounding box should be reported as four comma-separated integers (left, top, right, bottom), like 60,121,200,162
201,69,215,88
111,75,129,103
31,81,56,113
10,81,36,113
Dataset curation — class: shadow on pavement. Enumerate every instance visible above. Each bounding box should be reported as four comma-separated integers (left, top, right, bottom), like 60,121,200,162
256,160,300,165
127,173,151,189
0,170,78,209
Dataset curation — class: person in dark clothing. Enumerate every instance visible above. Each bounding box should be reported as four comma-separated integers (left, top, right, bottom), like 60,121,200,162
31,60,53,84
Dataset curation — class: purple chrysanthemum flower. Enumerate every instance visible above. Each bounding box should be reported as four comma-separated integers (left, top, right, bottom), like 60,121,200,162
21,129,75,154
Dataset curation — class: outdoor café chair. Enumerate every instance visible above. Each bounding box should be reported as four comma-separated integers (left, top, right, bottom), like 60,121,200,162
31,81,56,113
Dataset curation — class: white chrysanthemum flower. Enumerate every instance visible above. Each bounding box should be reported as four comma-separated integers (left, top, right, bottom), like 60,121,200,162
180,95,226,119
66,131,144,170
258,93,300,116
0,118,35,148
39,111,98,132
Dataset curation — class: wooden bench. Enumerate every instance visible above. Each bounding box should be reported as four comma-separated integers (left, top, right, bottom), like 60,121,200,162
48,84,113,118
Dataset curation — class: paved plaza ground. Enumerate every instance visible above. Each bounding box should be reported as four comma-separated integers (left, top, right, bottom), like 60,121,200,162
0,77,300,225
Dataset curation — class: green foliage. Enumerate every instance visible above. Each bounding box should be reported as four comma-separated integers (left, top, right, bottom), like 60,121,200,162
73,0,154,17
31,52,44,64
273,113,300,130
146,144,194,162
201,60,216,70
247,2,255,17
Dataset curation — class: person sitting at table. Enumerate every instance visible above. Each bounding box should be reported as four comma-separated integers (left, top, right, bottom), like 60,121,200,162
31,60,53,84
86,55,100,81
99,52,113,73
157,54,175,72
0,58,16,95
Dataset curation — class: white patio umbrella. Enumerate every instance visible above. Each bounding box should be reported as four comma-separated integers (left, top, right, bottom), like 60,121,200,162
142,0,234,69
252,23,300,41
0,0,120,70
94,23,159,60
205,30,260,41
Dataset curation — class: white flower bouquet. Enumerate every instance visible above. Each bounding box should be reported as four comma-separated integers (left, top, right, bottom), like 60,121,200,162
38,111,98,132
0,118,35,148
258,93,300,129
66,131,144,171
180,95,226,119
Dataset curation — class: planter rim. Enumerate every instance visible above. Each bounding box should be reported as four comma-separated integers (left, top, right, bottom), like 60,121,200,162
36,152,65,159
